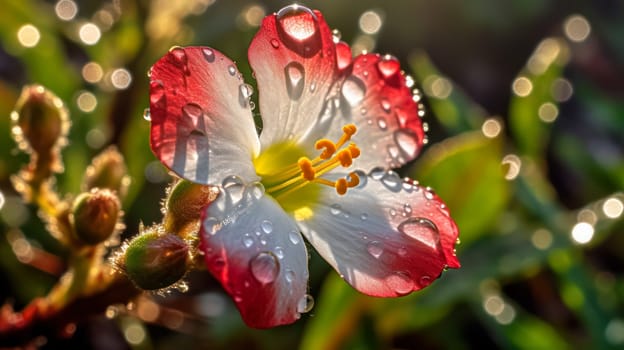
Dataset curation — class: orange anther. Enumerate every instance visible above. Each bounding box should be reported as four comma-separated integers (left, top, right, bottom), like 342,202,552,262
347,172,360,187
347,143,361,158
336,149,353,167
335,178,348,195
342,124,357,136
314,139,337,159
298,157,315,181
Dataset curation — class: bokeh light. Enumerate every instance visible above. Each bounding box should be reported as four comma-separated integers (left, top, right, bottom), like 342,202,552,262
79,22,101,45
111,68,132,89
512,77,532,97
571,222,594,244
602,197,623,219
502,154,521,180
82,62,104,83
76,91,97,112
359,10,383,35
538,102,559,123
481,118,502,138
564,14,591,43
17,24,41,48
55,0,78,21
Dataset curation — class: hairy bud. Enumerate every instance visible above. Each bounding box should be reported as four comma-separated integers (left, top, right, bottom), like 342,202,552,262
163,180,218,237
82,146,130,198
123,230,189,290
71,189,121,245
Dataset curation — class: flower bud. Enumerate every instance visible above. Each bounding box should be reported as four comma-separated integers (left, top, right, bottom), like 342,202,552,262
71,189,121,245
11,84,69,174
163,180,218,237
82,146,130,198
123,230,189,290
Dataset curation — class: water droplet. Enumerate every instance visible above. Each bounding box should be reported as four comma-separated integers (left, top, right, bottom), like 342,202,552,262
169,47,188,69
260,239,267,245
330,203,342,216
249,252,280,284
261,220,273,234
270,38,280,48
150,81,165,105
202,47,215,62
284,61,305,100
228,65,236,76
377,54,400,78
289,230,300,245
369,167,385,180
367,241,383,258
381,99,391,113
389,209,397,216
222,175,244,189
424,188,435,200
419,275,432,287
203,217,222,235
297,294,314,313
398,217,440,249
276,5,318,42
142,108,151,121
234,295,243,303
238,83,254,108
403,203,412,214
377,117,388,130
318,97,337,127
386,271,414,295
397,247,408,256
360,213,368,221
387,145,400,159
285,269,295,283
456,237,461,245
381,171,402,192
393,130,419,159
331,28,342,43
309,81,317,93
243,234,254,248
341,76,366,106
245,182,264,200
360,107,367,115
274,246,284,259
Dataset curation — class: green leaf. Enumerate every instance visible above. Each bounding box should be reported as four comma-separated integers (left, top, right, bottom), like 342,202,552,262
410,131,509,245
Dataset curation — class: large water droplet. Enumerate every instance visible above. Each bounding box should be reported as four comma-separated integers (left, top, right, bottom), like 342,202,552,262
289,230,300,245
341,76,366,107
398,217,440,249
393,130,419,159
377,55,401,78
245,182,265,201
250,252,279,284
261,220,273,234
169,47,188,70
202,48,215,62
222,175,244,189
276,5,318,42
284,61,305,100
381,171,402,192
386,271,414,296
369,167,386,180
367,241,383,258
297,294,314,313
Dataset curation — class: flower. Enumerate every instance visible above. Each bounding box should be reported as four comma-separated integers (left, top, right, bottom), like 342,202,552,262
148,4,460,328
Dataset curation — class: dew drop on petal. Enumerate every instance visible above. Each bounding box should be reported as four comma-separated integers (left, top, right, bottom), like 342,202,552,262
169,47,188,69
150,81,165,105
274,246,284,259
249,252,280,284
360,213,368,221
284,61,305,100
270,38,280,48
398,217,441,249
330,203,342,216
403,203,412,214
419,275,432,288
318,97,337,127
261,220,273,234
367,241,384,258
386,271,414,296
369,167,385,180
142,108,151,121
377,55,400,78
242,234,254,248
285,269,295,283
381,171,402,192
221,175,244,189
289,230,301,245
381,99,391,113
276,5,318,42
228,65,237,76
335,42,352,70
341,76,366,107
377,117,388,130
393,130,419,159
297,294,314,313
202,48,215,62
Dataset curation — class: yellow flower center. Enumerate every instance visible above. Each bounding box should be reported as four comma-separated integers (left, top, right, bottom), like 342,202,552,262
254,124,361,213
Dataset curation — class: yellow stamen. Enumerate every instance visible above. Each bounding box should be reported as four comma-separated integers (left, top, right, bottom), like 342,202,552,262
262,124,362,198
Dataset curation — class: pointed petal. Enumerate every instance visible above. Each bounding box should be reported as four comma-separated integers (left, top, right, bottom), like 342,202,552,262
149,46,260,184
248,5,339,148
296,170,459,297
326,53,426,170
199,180,309,328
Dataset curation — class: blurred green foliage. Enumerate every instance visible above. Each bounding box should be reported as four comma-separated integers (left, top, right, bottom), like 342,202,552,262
1,0,623,349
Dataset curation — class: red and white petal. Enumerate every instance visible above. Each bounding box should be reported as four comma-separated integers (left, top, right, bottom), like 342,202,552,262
324,53,426,170
149,46,260,185
248,5,340,149
199,180,309,328
295,170,459,297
